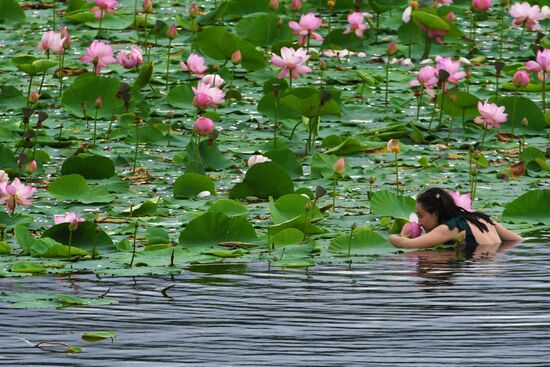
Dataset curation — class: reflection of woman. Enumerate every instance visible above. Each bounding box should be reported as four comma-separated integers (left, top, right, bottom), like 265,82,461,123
402,241,520,286
389,188,522,258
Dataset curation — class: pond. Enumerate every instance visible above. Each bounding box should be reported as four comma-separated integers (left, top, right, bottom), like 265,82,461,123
2,239,549,366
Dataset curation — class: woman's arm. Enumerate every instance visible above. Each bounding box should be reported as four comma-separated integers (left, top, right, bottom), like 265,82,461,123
389,224,460,249
494,222,523,241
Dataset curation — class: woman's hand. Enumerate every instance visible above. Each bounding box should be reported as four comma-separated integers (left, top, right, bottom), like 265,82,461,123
389,234,407,248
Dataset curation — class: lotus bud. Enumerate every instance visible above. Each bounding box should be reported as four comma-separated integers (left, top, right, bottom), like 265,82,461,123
327,0,335,7
512,70,530,88
29,90,40,104
25,160,37,174
401,221,421,238
60,27,71,50
315,185,327,199
231,50,242,65
304,199,312,210
522,117,528,127
268,0,279,10
277,16,283,27
94,96,103,109
333,157,345,175
193,116,215,136
143,0,153,13
387,139,400,154
167,24,177,40
189,2,199,18
387,41,398,56
369,176,375,184
410,0,419,9
446,11,455,22
290,0,302,11
69,220,79,232
319,60,327,70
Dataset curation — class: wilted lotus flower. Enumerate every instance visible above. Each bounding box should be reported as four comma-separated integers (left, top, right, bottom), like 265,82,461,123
247,155,271,167
387,139,400,153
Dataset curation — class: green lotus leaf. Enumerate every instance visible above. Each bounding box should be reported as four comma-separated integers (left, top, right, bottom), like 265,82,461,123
173,172,216,199
502,190,550,225
207,199,249,217
370,190,416,218
178,212,257,248
328,227,394,256
42,222,115,255
61,154,115,179
229,162,294,199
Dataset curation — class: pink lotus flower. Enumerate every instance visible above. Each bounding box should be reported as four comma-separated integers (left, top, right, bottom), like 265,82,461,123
509,2,543,30
450,191,473,212
92,0,119,19
474,101,507,129
36,31,65,55
472,0,492,12
179,53,208,77
0,178,36,214
343,12,369,37
401,221,422,238
409,66,439,89
0,170,9,183
192,82,225,110
271,47,312,80
435,0,453,6
201,74,225,88
247,155,271,167
193,116,215,136
512,70,530,87
436,56,467,84
288,12,323,46
80,40,117,75
419,23,448,45
525,49,550,81
117,45,144,69
54,211,85,231
290,0,302,11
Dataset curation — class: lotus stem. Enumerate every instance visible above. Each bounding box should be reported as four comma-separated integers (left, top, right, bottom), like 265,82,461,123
273,98,279,149
133,117,140,174
59,52,65,98
165,38,172,92
542,71,546,113
91,225,99,260
437,86,446,129
498,2,505,60
133,0,138,29
52,0,56,29
384,56,390,107
480,127,488,150
129,222,138,267
68,229,73,261
332,178,338,212
470,12,476,54
38,51,49,96
143,12,150,63
26,75,34,107
512,91,518,135
93,105,99,146
416,86,424,123
347,226,353,258
394,151,399,195
98,9,104,39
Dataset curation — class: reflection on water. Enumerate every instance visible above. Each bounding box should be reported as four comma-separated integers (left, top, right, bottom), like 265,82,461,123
1,241,549,366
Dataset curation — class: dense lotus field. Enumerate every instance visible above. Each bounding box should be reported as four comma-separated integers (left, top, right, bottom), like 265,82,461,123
0,0,548,311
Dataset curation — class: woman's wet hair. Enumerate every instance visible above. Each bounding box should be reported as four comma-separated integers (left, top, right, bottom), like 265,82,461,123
416,187,494,232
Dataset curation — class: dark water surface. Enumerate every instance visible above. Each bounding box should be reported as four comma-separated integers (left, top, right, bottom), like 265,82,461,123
1,241,549,366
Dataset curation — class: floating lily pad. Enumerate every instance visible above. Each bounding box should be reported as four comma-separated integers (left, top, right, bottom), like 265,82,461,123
48,174,116,203
329,227,395,256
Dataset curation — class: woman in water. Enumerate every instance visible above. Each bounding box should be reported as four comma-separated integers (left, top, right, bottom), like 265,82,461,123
389,188,522,255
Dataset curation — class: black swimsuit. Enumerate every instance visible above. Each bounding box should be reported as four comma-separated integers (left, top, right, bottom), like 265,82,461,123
445,216,478,257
